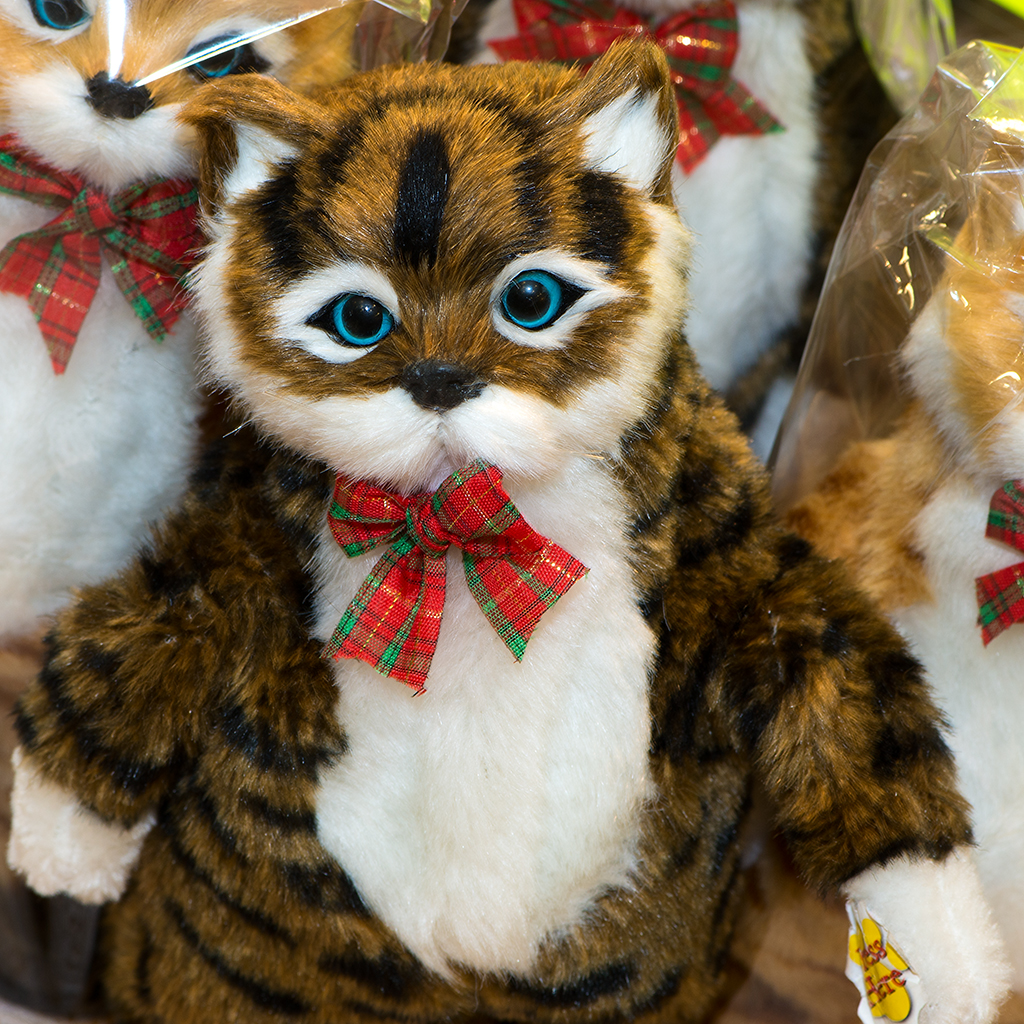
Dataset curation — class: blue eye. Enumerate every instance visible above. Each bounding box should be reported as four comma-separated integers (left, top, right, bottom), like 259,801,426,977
186,37,270,79
30,0,89,29
500,270,585,331
326,294,394,348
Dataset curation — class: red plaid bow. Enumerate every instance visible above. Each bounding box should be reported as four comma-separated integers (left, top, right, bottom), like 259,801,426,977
0,134,202,374
488,0,780,173
976,480,1024,644
323,461,588,692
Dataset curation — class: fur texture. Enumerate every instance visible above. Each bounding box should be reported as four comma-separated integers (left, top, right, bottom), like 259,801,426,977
473,0,896,450
8,46,999,1024
787,197,1024,990
0,0,359,640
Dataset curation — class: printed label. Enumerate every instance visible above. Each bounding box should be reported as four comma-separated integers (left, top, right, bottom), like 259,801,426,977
845,901,924,1024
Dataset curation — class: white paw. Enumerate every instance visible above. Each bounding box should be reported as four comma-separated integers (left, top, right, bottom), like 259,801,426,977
843,850,1011,1024
6,746,154,904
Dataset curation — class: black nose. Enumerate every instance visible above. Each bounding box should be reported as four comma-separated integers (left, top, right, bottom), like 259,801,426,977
400,361,484,412
86,72,154,120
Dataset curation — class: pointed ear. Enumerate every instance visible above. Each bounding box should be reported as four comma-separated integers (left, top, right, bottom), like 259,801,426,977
178,75,322,215
569,40,678,199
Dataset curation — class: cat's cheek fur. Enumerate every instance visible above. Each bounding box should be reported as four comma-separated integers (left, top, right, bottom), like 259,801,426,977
842,852,1011,1024
2,66,195,191
7,747,155,904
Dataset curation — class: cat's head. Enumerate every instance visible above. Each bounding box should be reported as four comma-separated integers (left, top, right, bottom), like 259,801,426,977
183,41,688,492
900,169,1024,482
0,0,358,191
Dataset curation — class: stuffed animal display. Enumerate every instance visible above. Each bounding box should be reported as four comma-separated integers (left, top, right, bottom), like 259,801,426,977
7,42,1009,1024
787,178,1024,992
0,0,359,642
472,0,895,449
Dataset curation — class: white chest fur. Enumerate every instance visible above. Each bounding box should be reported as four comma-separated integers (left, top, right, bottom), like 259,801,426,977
893,476,1024,983
0,192,200,637
312,461,656,975
475,0,817,399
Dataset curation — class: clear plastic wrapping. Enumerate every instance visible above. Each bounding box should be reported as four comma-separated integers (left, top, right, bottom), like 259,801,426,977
853,0,956,114
772,39,1024,511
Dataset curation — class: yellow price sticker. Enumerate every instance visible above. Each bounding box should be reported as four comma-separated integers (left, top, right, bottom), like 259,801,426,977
845,902,923,1024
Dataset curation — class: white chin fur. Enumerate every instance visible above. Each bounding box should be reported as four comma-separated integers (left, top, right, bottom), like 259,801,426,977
8,747,154,904
843,852,1011,1024
2,65,194,191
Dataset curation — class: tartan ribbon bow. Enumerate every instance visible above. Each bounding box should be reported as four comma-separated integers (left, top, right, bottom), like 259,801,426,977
976,479,1024,644
487,0,781,173
0,133,202,374
323,461,588,692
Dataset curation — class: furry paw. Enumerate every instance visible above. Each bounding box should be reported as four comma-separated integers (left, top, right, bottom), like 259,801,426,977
843,850,1011,1024
6,746,154,904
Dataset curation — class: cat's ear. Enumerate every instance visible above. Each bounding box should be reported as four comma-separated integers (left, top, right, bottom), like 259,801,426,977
180,76,322,215
567,40,678,200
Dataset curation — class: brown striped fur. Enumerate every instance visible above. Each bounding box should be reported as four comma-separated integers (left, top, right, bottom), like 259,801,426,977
14,46,969,1024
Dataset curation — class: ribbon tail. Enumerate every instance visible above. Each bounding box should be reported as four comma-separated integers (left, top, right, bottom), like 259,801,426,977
0,234,101,374
464,545,588,661
976,563,1024,645
324,537,446,692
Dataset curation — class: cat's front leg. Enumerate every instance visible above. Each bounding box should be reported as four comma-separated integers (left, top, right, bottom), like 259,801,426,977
7,746,154,903
843,851,1010,1024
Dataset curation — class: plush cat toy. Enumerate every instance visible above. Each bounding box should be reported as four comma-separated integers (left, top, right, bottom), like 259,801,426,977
471,0,894,450
787,179,1024,991
0,0,359,642
7,41,1009,1024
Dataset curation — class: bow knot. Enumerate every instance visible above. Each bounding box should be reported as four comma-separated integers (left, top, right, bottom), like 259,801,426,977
404,499,458,555
324,461,588,691
976,479,1024,644
0,133,202,373
487,0,780,173
71,187,121,234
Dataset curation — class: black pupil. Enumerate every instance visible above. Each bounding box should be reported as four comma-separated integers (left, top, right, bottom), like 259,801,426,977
506,279,551,323
33,0,86,28
342,297,385,339
190,41,270,79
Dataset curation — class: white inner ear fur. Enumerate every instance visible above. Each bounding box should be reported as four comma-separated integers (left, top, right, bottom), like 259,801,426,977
220,124,300,210
581,88,672,195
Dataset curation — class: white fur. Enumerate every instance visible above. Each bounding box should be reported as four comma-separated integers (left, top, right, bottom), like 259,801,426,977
220,124,299,210
891,475,1024,989
842,852,1011,1022
313,459,656,975
581,88,675,195
7,747,154,904
2,64,196,192
0,193,200,639
0,40,202,641
476,0,818,427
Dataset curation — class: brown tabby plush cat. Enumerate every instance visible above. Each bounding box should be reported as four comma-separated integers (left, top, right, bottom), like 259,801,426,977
7,41,1009,1024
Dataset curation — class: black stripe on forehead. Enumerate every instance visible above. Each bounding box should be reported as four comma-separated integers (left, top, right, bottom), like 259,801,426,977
514,152,554,246
393,130,450,268
256,161,318,279
255,118,365,281
574,171,632,269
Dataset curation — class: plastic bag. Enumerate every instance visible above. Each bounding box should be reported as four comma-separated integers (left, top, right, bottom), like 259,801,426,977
854,0,956,114
771,38,1024,511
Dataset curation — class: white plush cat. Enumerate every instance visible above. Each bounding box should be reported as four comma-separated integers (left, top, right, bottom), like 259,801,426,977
0,0,358,640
